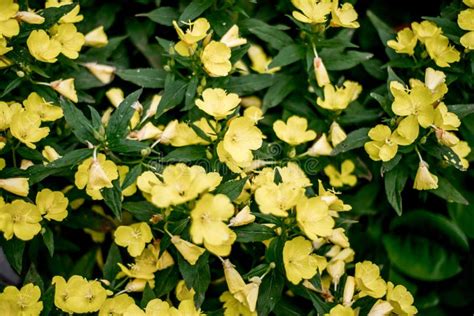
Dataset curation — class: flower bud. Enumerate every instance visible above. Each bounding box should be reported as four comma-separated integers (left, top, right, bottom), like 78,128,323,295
229,205,255,227
84,26,108,48
307,134,333,156
50,78,78,103
329,121,347,146
313,57,330,87
83,62,116,84
327,260,345,288
20,159,34,170
0,177,29,196
105,88,124,107
328,228,350,248
413,160,438,190
16,11,45,24
435,128,459,147
220,25,247,48
343,276,355,306
42,145,62,162
171,235,205,265
368,300,393,316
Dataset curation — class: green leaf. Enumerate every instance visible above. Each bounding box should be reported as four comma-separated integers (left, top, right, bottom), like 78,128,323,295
102,181,123,220
155,79,187,118
331,127,370,155
305,288,331,314
103,244,122,281
257,269,285,316
107,139,149,153
123,201,161,222
1,77,22,98
268,44,305,68
321,50,373,71
141,283,156,308
24,263,44,292
214,177,248,201
432,177,469,205
178,252,210,307
106,89,142,144
263,75,296,110
383,234,462,281
367,10,395,46
139,7,179,26
154,266,180,297
116,68,166,88
227,74,275,94
179,0,213,22
2,238,25,274
448,202,474,239
122,164,142,190
60,98,98,144
71,249,97,279
447,104,474,118
245,20,293,50
42,227,55,257
390,210,469,252
384,167,408,215
162,146,207,162
234,223,276,242
183,76,199,110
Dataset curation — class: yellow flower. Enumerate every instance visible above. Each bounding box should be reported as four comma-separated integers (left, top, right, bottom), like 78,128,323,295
296,196,334,240
413,160,438,190
50,23,85,59
460,31,474,50
190,193,236,255
222,259,261,312
324,159,357,188
45,0,83,24
291,0,332,24
255,182,302,217
273,116,316,146
224,116,263,163
0,0,19,37
247,44,280,74
464,0,474,7
433,102,460,131
458,9,474,32
354,261,387,298
244,106,264,124
0,200,42,240
99,294,135,316
196,88,241,120
0,36,12,55
317,81,362,111
424,67,447,100
364,125,398,162
220,291,257,316
74,154,119,198
330,0,359,28
387,28,417,55
173,18,210,56
36,189,68,221
386,282,418,315
229,205,255,227
425,35,460,68
23,92,63,122
217,141,251,173
220,24,247,48
84,26,108,47
147,163,221,208
283,236,327,284
174,299,205,316
114,222,153,257
201,40,232,77
329,121,347,147
391,115,419,146
52,275,110,314
0,177,29,196
368,300,394,316
411,21,441,43
452,141,471,169
10,111,49,149
175,280,196,301
27,30,62,63
84,62,116,84
0,283,43,315
118,243,172,280
307,133,333,156
50,78,78,103
171,235,206,265
325,304,355,316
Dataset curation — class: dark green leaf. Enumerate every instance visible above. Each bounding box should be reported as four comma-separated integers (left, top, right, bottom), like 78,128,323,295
102,181,123,220
263,75,296,110
367,10,395,46
155,79,187,118
214,177,248,201
42,227,55,257
60,98,98,144
321,50,373,71
122,201,161,222
331,127,370,155
2,238,24,274
106,89,142,144
179,0,213,22
154,266,180,297
448,202,474,239
71,249,97,279
234,223,276,242
1,77,22,98
268,44,305,68
305,289,331,314
122,164,142,190
384,167,408,215
116,69,166,88
178,252,210,307
103,244,122,281
447,104,474,118
245,21,293,50
227,74,275,94
162,146,207,162
257,269,285,316
183,76,199,110
141,283,156,307
432,177,468,205
24,263,44,292
140,7,179,26
383,234,462,281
